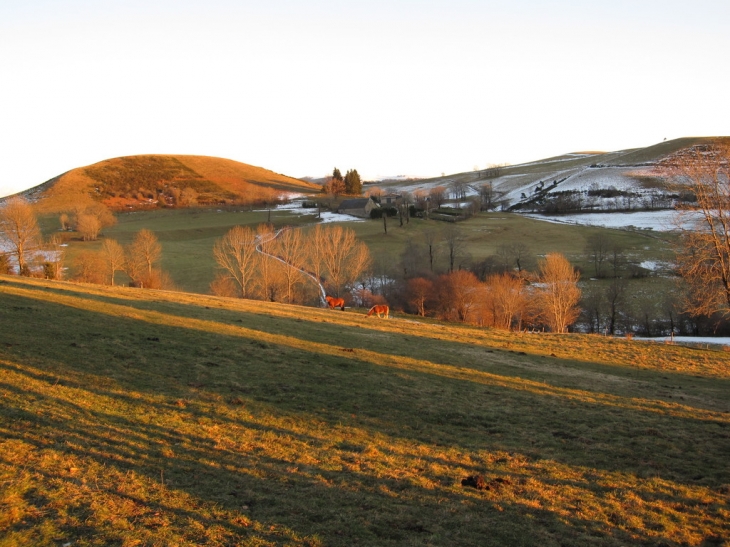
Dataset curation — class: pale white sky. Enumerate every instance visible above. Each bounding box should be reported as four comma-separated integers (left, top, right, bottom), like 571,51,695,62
1,0,728,197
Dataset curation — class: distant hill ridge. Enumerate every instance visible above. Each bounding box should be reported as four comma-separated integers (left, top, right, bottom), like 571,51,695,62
374,136,730,214
21,154,320,213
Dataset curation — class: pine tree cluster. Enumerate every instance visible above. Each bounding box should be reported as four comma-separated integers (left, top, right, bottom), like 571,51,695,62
323,167,361,195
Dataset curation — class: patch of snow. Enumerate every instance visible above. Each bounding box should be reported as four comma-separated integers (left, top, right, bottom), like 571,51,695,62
317,211,367,223
637,336,730,348
0,237,61,273
639,260,671,271
524,210,683,231
259,203,367,223
271,201,310,211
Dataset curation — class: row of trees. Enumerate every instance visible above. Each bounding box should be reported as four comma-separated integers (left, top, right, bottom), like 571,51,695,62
212,224,371,305
60,202,117,241
365,182,508,219
397,253,580,333
0,197,121,279
73,229,172,289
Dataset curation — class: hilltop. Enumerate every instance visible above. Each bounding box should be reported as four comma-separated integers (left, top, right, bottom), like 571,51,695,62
375,137,730,213
1,275,728,545
17,155,320,213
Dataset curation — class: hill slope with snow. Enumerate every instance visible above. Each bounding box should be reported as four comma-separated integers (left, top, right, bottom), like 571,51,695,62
375,137,730,217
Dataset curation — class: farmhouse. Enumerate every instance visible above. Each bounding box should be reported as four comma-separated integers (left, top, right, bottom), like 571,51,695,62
337,196,379,218
381,193,402,206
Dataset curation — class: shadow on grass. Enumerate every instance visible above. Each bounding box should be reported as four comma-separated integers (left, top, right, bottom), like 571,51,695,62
3,371,712,547
1,286,729,545
5,277,730,408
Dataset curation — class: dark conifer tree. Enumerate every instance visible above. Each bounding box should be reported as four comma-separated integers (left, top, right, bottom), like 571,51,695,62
344,169,362,195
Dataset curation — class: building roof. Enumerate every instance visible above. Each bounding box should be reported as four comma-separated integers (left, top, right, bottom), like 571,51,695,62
339,197,374,209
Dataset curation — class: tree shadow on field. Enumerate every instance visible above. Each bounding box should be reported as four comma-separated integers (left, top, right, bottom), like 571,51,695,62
4,293,728,481
4,370,718,547
1,291,729,544
9,278,730,411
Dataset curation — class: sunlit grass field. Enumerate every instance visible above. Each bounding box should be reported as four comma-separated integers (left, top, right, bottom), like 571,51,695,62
1,275,728,546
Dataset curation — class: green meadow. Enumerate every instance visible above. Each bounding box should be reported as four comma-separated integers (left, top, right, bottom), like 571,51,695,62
41,208,676,295
1,276,728,546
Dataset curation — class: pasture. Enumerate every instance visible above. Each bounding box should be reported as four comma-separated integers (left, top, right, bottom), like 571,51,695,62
41,207,676,295
1,275,728,546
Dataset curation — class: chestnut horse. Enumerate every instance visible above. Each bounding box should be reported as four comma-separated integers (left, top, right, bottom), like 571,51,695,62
325,295,345,311
367,304,390,318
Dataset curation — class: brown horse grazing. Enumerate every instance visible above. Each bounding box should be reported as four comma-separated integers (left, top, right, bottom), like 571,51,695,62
367,304,390,318
325,295,345,311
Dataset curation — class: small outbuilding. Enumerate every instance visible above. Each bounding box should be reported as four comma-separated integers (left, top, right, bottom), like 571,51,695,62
337,196,379,218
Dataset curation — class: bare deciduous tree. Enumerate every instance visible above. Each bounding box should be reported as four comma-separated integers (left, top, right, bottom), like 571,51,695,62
0,196,41,275
99,239,126,286
44,235,66,280
406,277,433,316
443,225,466,273
423,229,440,273
429,186,447,208
605,277,628,335
479,182,501,211
668,142,730,317
77,214,102,241
451,180,467,201
213,225,258,298
436,270,482,322
316,225,371,297
607,241,626,278
536,253,581,333
255,223,280,301
496,242,533,275
71,203,116,236
585,233,611,278
73,250,105,284
0,253,10,274
275,227,307,303
484,273,527,330
127,229,163,287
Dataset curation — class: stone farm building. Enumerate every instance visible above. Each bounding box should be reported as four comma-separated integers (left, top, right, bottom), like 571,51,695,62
337,197,379,218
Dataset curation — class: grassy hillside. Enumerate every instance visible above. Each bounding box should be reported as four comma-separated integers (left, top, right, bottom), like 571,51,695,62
607,137,730,166
25,155,319,214
1,276,728,546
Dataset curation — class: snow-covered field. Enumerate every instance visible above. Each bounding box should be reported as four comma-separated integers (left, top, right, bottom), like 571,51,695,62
524,210,685,231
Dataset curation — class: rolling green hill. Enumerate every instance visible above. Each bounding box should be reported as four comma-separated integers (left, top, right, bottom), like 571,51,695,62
22,155,320,214
1,275,728,546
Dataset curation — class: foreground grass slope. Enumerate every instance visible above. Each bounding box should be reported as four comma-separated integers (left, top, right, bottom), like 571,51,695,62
1,276,729,546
